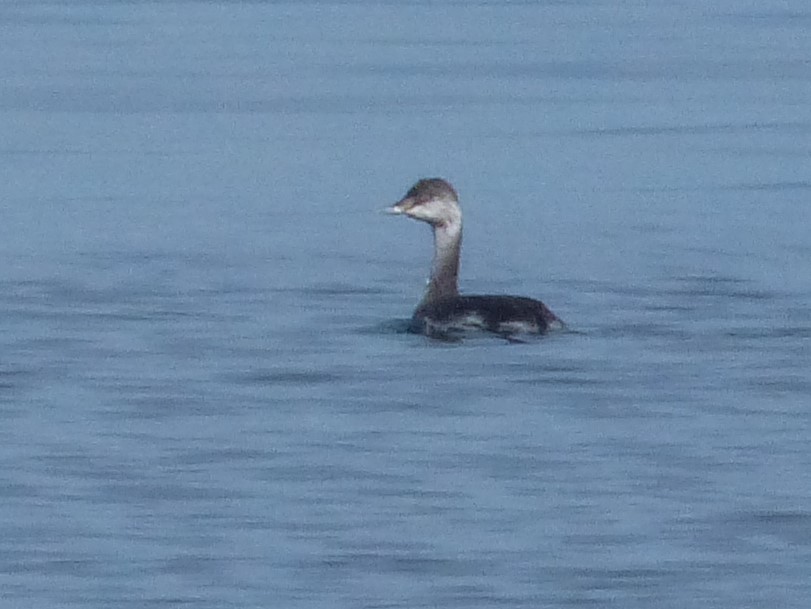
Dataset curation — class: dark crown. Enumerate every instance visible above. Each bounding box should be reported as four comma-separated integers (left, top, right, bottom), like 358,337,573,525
405,178,458,204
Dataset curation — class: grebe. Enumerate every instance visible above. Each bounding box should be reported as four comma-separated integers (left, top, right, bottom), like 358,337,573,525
387,178,564,339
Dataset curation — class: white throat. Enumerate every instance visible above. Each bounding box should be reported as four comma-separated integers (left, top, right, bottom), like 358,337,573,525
425,215,462,303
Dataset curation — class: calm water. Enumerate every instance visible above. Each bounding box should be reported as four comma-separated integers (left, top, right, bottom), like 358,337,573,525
2,1,811,607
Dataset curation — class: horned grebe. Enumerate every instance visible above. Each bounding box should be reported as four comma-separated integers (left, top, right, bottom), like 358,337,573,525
387,178,564,339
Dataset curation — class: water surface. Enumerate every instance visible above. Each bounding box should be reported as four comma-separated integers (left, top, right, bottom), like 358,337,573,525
2,1,810,607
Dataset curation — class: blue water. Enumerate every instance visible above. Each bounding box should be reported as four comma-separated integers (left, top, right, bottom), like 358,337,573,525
2,2,810,607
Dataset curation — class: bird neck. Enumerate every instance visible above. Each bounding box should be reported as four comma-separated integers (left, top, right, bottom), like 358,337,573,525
423,217,462,304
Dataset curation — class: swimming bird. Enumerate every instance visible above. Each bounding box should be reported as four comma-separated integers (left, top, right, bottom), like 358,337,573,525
387,178,563,339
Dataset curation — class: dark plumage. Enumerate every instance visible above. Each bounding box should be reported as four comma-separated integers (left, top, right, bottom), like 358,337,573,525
412,295,561,336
